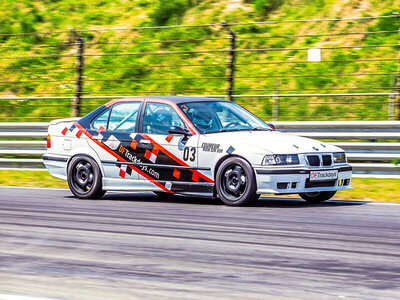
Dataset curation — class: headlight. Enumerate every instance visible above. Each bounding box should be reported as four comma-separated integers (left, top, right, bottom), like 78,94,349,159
333,152,347,163
262,154,300,165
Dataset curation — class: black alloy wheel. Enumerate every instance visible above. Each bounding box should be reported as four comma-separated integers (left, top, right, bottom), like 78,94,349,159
216,157,259,206
67,155,105,199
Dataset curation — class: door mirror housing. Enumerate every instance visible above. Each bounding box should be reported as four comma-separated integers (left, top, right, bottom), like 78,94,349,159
168,126,192,136
267,123,276,130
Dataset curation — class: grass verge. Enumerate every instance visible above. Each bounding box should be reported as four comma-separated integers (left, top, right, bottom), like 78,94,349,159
0,170,398,202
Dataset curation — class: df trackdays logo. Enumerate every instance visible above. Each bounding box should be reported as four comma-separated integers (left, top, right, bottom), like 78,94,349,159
311,171,337,179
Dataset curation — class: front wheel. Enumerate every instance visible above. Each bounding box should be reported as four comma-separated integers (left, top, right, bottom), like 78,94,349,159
299,191,336,203
216,157,259,206
67,155,105,199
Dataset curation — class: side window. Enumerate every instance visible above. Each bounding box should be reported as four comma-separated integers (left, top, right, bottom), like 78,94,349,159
143,102,186,135
91,108,110,130
108,102,141,132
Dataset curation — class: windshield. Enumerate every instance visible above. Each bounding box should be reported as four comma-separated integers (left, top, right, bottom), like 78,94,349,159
178,101,272,134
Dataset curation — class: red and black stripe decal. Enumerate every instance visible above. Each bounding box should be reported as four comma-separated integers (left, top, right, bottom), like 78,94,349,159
74,122,214,193
74,122,174,193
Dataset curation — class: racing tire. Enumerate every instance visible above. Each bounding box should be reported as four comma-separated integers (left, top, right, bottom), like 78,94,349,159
299,191,336,203
67,155,105,199
216,156,259,206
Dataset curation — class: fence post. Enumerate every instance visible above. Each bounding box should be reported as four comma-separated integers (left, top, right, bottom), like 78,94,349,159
70,29,85,118
222,22,236,101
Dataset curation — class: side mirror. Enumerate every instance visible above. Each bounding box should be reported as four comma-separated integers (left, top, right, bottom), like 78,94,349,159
168,126,192,136
267,123,276,130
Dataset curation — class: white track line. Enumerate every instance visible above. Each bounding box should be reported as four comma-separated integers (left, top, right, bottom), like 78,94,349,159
0,294,57,300
0,186,68,191
0,168,47,171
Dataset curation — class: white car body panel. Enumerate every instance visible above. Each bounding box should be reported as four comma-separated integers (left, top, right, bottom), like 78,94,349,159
43,97,352,198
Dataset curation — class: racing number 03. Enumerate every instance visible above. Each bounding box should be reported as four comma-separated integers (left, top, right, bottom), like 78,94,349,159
183,147,196,162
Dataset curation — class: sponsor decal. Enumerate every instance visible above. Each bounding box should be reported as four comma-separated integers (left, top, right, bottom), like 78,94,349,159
105,135,121,150
226,146,235,154
201,143,223,153
310,170,338,181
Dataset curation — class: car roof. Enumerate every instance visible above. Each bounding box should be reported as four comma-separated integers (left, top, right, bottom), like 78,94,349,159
105,96,229,107
144,96,228,104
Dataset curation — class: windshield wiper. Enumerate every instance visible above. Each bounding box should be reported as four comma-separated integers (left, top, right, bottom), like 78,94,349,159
251,127,271,131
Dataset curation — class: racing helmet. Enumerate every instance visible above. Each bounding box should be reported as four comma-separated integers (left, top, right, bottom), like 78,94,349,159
192,109,214,130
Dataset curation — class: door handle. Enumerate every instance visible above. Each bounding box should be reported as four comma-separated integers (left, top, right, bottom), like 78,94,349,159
139,139,151,144
138,139,153,149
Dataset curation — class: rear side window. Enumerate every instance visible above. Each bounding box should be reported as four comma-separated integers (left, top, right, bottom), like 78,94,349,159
108,102,141,132
91,108,110,130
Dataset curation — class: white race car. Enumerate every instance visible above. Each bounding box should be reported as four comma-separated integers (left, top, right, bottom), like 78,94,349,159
43,96,352,206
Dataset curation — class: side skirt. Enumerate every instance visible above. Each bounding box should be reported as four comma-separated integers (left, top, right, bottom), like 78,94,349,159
103,178,214,194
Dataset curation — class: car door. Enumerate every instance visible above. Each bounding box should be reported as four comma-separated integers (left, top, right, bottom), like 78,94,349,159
89,101,142,180
135,101,211,193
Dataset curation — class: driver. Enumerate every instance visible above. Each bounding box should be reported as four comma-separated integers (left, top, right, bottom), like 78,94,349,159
192,109,215,132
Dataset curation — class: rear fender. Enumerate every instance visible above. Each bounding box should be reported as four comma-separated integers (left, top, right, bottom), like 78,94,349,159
68,139,104,177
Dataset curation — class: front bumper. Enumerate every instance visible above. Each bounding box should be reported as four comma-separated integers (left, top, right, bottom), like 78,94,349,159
254,165,352,194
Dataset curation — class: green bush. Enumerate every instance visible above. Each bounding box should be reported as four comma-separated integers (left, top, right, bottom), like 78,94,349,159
150,0,194,26
253,0,284,14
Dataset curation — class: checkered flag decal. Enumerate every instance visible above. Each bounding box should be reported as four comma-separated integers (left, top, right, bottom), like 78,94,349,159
61,123,83,138
116,163,133,179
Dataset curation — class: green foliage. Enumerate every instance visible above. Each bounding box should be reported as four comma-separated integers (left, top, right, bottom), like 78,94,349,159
251,0,284,14
150,0,194,26
0,0,399,121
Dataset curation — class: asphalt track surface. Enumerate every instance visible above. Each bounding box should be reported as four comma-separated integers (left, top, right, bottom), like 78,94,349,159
0,187,399,299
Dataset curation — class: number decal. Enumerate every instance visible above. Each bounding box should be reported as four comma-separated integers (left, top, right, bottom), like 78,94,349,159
183,147,189,161
190,147,196,162
183,147,196,161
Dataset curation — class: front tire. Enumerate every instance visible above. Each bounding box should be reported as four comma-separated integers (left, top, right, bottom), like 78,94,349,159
216,157,259,206
299,191,336,203
67,155,105,199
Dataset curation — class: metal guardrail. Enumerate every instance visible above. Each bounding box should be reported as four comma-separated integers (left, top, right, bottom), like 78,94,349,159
0,121,400,177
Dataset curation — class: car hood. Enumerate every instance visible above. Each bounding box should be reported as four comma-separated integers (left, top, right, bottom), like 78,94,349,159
203,130,342,154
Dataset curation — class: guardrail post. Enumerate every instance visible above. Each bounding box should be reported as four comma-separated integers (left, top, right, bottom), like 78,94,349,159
70,29,85,117
222,21,236,101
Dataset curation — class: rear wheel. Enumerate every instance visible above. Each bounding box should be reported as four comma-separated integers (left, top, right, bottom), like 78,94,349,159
216,157,259,206
67,155,105,199
299,191,336,203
